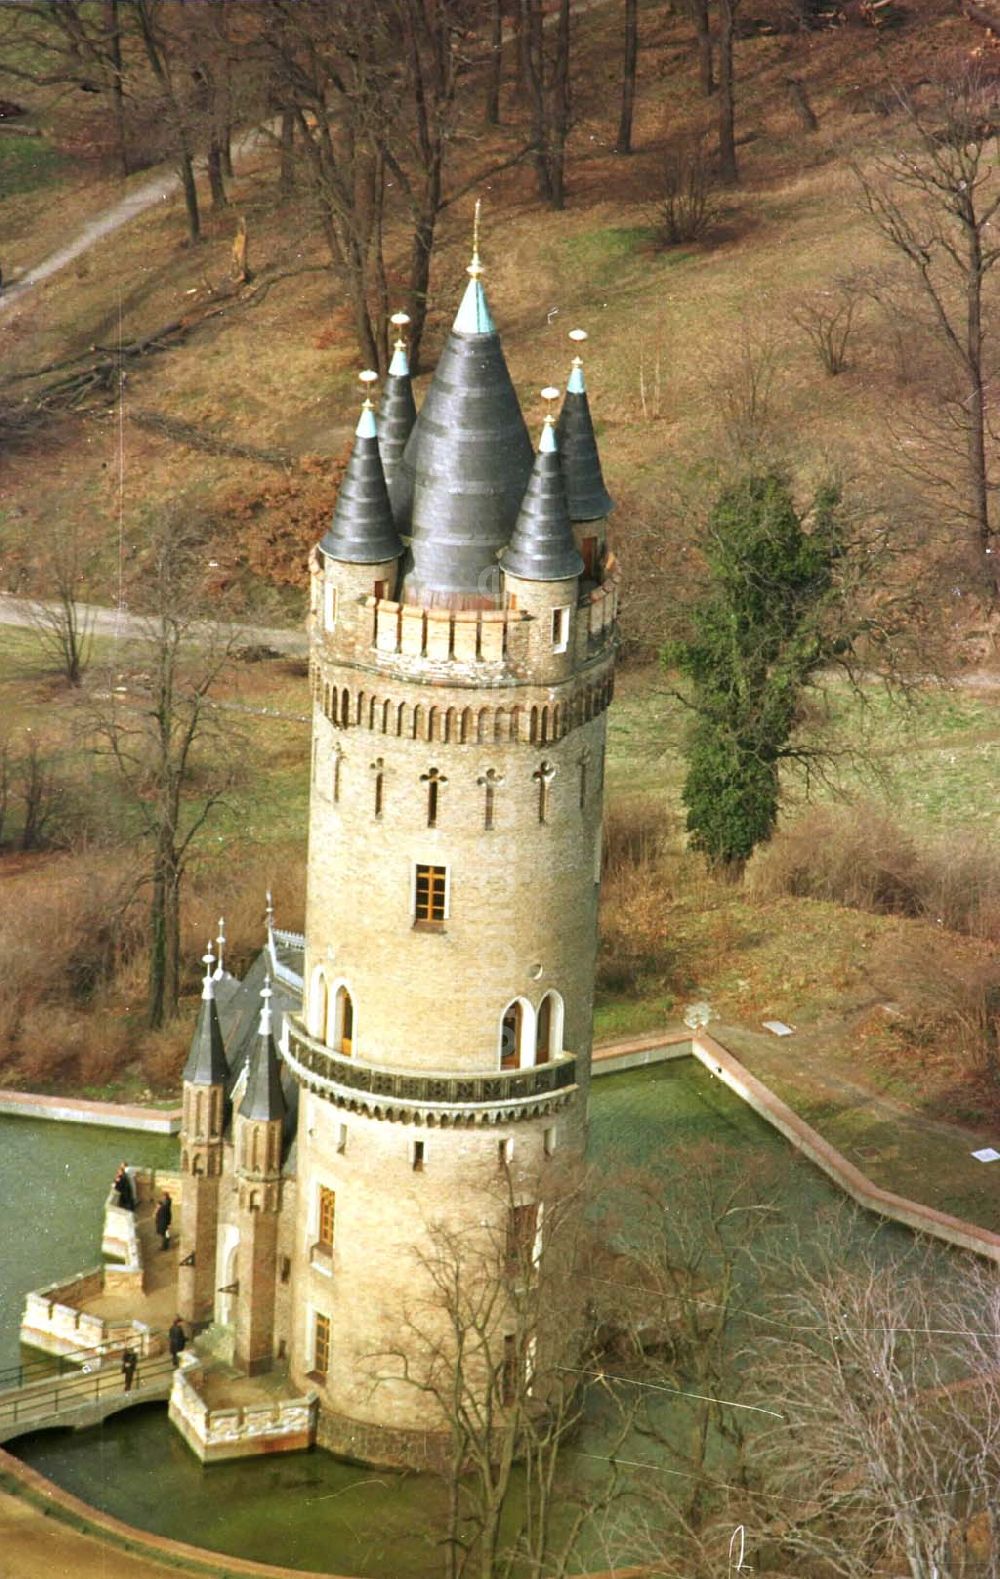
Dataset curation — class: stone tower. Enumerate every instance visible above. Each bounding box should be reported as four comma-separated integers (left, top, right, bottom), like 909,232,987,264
283,242,618,1466
178,948,228,1326
233,981,287,1374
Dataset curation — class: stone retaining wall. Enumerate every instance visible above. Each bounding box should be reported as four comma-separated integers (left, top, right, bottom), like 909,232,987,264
0,1089,181,1133
592,1027,1000,1265
690,1029,1000,1265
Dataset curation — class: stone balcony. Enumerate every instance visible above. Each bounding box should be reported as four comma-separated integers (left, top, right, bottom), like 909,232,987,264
284,1017,578,1126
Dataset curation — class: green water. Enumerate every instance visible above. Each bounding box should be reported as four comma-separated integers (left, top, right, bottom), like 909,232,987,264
0,1116,177,1375
3,1067,952,1576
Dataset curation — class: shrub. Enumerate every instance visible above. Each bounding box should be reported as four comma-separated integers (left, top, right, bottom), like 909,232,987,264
747,804,923,916
650,135,719,248
748,805,1000,940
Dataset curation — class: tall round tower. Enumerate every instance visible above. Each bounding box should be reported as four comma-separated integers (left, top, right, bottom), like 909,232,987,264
284,251,619,1466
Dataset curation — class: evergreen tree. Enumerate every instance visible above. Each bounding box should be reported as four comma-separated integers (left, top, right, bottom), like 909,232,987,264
664,472,847,874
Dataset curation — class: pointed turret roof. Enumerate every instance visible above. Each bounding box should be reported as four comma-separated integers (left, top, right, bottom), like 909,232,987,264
239,979,286,1124
183,946,229,1086
555,331,614,522
396,224,533,606
501,406,584,583
321,381,404,565
381,314,417,506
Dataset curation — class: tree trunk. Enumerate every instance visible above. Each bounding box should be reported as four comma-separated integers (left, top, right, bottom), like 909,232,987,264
207,139,227,209
407,190,439,376
784,76,818,132
179,153,201,242
485,0,503,124
548,0,571,209
279,109,295,195
964,219,998,597
615,0,639,155
692,0,714,96
104,0,129,178
221,126,234,178
526,0,553,204
717,0,738,184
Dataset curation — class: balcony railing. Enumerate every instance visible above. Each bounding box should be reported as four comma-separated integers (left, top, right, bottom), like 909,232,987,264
285,1018,577,1119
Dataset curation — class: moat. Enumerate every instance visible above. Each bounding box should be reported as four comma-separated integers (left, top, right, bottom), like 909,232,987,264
2,1062,942,1577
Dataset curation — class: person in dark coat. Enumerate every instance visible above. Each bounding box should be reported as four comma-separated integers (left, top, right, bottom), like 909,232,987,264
121,1347,138,1392
154,1191,172,1251
113,1162,136,1212
168,1316,187,1368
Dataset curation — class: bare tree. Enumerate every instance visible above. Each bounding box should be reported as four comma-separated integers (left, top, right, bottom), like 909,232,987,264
380,1158,633,1579
89,514,238,1027
25,526,98,687
856,68,1000,602
751,1227,1000,1578
521,0,572,209
16,734,65,853
0,0,132,178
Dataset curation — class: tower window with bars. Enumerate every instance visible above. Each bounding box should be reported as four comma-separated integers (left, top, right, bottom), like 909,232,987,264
414,864,447,924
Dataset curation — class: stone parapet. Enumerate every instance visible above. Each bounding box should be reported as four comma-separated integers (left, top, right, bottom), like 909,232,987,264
19,1274,162,1363
168,1358,317,1463
286,1017,578,1125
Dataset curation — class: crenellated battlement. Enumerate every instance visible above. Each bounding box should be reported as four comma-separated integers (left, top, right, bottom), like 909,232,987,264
311,552,619,689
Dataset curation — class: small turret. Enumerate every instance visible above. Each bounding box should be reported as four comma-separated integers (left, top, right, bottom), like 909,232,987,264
555,329,614,523
178,945,229,1327
183,944,229,1087
233,979,286,1375
501,394,584,584
240,978,286,1124
380,312,417,509
321,374,404,566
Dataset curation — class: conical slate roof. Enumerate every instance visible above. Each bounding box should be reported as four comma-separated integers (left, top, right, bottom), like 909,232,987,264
555,358,614,522
500,420,583,583
183,957,229,1086
321,405,404,565
397,273,533,606
240,985,286,1123
380,339,417,503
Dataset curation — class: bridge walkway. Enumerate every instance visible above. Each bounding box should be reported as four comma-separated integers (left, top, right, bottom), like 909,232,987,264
0,1353,174,1443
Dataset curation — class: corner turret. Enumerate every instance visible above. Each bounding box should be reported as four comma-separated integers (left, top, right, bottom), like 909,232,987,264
178,945,229,1326
555,330,614,581
233,980,287,1375
380,312,417,508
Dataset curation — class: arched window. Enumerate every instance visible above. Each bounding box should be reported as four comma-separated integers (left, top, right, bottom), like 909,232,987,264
500,999,534,1071
334,986,354,1056
535,992,563,1065
309,967,328,1041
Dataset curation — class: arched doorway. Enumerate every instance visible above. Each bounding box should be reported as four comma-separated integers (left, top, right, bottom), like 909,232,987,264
536,992,563,1065
501,1000,531,1070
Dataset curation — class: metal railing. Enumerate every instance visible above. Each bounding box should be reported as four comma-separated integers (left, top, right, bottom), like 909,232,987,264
0,1352,175,1437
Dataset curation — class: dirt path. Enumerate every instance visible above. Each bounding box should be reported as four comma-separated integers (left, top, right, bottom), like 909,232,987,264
0,593,307,657
0,124,274,314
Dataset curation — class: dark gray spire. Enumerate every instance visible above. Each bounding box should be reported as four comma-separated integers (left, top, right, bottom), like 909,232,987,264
396,265,533,606
320,398,404,565
240,981,286,1123
555,342,614,522
380,328,417,503
501,417,584,583
183,947,229,1086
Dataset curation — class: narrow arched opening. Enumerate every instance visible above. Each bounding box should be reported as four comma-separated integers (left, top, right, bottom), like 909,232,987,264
334,985,354,1056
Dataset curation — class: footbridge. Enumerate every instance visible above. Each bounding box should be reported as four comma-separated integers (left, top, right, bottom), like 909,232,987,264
0,1350,174,1443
